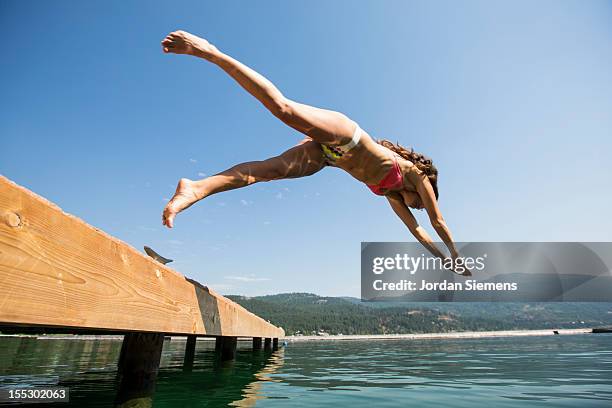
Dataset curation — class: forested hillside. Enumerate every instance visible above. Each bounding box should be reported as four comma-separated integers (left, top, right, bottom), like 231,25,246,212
228,293,612,335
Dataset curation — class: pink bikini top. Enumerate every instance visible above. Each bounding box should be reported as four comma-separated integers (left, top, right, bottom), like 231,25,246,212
367,156,404,195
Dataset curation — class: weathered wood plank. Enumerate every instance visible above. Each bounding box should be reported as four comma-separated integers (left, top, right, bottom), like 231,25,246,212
0,175,284,338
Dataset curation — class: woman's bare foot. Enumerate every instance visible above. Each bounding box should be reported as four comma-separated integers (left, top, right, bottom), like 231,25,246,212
162,178,203,228
161,30,217,58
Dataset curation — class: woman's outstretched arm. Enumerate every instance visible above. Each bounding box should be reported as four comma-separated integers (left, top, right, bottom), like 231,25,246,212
161,30,355,144
386,194,448,259
413,175,462,260
387,193,470,276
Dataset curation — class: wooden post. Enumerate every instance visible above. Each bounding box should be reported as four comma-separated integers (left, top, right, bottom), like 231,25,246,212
215,336,238,361
115,332,165,406
272,338,279,350
264,337,272,351
215,336,222,352
252,337,262,350
183,335,197,370
218,336,237,361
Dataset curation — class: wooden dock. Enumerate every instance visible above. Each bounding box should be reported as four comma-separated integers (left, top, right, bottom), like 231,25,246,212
0,175,284,405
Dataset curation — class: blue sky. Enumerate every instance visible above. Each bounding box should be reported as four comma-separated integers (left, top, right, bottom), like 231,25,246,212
2,0,611,296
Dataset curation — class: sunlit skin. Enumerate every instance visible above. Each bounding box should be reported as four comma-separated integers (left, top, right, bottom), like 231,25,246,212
160,31,469,276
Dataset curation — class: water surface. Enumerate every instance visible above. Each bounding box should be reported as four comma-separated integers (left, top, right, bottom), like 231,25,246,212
1,334,611,407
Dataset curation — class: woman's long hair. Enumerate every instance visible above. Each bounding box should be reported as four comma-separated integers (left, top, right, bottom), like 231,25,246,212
377,140,439,200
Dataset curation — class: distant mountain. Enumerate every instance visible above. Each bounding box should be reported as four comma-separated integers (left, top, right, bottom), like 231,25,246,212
227,293,612,335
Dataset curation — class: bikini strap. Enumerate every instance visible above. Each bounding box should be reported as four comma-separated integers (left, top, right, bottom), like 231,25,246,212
337,122,362,153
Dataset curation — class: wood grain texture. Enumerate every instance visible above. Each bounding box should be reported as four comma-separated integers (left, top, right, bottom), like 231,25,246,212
0,175,284,338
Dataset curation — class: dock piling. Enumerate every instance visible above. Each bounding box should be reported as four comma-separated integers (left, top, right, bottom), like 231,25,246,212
253,337,263,350
215,336,222,352
264,337,272,351
115,332,165,406
183,335,197,370
218,336,238,361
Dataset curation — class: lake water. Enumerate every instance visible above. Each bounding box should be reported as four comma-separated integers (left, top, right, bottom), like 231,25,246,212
1,334,611,407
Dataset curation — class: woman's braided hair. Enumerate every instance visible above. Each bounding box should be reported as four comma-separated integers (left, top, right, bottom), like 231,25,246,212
377,139,439,200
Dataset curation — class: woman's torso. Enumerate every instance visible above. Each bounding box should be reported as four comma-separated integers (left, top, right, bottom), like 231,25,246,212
323,129,420,194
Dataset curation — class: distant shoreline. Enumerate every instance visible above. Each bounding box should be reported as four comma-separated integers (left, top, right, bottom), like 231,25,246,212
284,328,594,342
0,328,598,341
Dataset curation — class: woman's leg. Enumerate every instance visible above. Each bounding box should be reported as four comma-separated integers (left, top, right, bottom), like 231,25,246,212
161,31,357,145
162,139,325,228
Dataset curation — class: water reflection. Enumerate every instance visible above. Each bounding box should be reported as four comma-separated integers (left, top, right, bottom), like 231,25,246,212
0,337,285,407
230,349,285,407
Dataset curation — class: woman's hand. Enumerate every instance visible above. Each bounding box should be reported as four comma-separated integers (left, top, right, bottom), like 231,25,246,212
161,30,217,58
450,252,472,276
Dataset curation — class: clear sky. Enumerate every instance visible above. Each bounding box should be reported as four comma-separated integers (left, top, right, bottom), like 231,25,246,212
2,0,611,297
